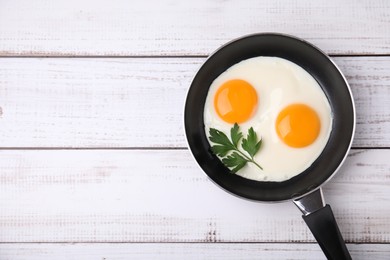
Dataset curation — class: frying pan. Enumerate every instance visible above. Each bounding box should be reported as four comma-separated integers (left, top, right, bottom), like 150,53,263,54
184,33,355,259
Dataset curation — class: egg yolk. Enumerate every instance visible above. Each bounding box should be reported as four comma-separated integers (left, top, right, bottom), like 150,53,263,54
214,79,258,123
275,104,321,148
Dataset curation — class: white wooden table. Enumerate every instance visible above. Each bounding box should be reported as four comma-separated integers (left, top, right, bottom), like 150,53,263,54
0,0,389,259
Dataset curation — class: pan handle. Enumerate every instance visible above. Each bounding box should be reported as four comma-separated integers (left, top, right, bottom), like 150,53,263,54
293,189,352,260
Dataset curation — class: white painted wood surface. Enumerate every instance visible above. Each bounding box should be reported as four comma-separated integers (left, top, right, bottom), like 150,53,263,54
0,57,389,148
0,149,389,243
0,0,389,56
0,0,389,258
1,243,389,260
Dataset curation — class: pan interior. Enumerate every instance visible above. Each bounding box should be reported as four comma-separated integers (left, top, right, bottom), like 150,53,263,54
184,34,354,202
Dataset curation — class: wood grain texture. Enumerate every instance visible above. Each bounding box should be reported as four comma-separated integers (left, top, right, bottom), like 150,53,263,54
0,149,389,243
0,0,389,56
0,243,389,260
0,57,389,148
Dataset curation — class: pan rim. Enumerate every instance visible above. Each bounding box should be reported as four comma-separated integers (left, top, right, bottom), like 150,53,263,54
183,32,356,203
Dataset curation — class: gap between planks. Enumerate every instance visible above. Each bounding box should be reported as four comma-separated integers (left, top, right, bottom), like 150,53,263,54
0,147,387,150
0,241,389,245
0,54,390,59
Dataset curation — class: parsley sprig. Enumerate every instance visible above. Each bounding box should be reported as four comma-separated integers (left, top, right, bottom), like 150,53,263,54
209,123,263,173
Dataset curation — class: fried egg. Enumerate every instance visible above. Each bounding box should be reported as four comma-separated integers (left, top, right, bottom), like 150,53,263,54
204,57,332,182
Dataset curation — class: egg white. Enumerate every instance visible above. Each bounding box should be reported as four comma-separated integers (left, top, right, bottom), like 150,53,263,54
204,57,332,182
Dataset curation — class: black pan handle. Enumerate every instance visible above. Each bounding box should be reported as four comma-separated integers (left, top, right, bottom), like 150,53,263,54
303,204,351,260
293,189,352,260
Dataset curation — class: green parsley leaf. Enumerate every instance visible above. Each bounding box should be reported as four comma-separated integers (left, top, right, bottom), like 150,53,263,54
241,127,262,159
208,124,263,174
230,123,243,148
221,152,247,173
209,128,235,149
211,145,232,157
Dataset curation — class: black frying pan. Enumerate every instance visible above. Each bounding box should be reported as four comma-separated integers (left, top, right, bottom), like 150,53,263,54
184,33,355,259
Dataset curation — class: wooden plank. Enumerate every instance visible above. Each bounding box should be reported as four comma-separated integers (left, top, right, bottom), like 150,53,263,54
0,57,389,148
0,0,389,56
0,149,389,243
0,243,389,260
